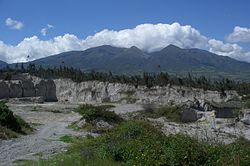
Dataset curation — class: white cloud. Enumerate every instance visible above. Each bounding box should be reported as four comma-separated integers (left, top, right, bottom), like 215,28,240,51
0,22,250,63
5,18,24,30
226,26,250,43
208,39,250,61
40,24,54,36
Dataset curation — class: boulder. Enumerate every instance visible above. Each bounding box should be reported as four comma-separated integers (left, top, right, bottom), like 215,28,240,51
241,110,250,125
9,81,22,98
0,81,9,99
181,108,198,123
95,119,113,129
45,80,57,102
215,108,236,118
22,80,35,97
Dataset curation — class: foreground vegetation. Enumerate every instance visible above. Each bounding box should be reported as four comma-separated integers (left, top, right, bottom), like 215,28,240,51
23,119,250,166
2,64,250,95
8,104,250,165
0,102,33,139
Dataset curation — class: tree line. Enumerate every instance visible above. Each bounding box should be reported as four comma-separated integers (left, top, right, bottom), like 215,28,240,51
1,63,250,95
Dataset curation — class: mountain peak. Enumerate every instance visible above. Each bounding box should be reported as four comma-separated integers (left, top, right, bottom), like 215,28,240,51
158,44,182,54
130,46,140,49
128,46,142,52
164,44,181,50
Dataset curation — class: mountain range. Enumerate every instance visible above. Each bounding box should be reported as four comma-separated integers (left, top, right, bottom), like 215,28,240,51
0,60,7,68
2,44,250,81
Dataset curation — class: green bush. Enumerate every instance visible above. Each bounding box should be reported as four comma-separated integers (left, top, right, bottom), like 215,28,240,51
0,102,22,132
75,104,122,124
0,102,32,135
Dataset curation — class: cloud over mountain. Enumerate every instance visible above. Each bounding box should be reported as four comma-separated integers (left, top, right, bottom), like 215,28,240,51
0,23,250,63
5,18,24,30
226,26,250,43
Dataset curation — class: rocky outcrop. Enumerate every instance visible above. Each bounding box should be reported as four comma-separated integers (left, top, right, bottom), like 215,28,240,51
35,80,57,102
0,78,57,102
0,76,240,105
181,108,198,123
241,109,250,125
9,81,22,98
22,80,36,97
0,82,9,99
54,79,240,105
35,80,47,99
45,80,57,102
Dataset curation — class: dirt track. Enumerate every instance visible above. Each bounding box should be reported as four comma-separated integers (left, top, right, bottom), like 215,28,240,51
0,103,86,166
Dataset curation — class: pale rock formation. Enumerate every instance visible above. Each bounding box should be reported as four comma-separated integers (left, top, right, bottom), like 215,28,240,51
45,80,57,102
241,109,250,125
22,80,35,97
35,80,47,99
0,76,57,102
0,81,9,99
9,81,22,98
54,78,239,105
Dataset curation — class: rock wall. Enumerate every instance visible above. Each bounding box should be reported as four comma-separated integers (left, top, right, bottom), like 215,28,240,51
1,76,240,105
0,79,57,102
54,79,240,104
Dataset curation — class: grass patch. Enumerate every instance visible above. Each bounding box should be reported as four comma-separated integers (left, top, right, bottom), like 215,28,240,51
59,135,84,143
138,104,183,122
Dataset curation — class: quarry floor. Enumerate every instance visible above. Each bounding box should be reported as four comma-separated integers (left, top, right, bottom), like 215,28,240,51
0,102,250,165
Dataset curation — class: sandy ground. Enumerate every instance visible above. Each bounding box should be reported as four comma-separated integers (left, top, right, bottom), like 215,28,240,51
0,103,87,166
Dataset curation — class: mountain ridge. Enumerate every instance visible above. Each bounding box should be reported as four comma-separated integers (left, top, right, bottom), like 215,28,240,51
0,60,7,68
3,44,250,81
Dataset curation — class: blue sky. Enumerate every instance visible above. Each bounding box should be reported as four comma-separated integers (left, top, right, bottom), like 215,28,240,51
0,0,250,63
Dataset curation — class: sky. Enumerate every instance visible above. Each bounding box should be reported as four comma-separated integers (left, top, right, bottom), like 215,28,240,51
0,0,250,63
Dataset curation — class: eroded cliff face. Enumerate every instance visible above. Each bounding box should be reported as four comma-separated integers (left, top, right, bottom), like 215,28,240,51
0,78,57,102
54,78,239,104
0,75,240,105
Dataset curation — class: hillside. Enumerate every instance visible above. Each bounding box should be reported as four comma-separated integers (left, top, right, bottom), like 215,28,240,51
0,60,7,68
7,45,250,80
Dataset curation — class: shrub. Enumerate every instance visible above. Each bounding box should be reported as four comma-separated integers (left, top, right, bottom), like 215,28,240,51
0,102,32,135
0,102,22,132
140,105,183,122
75,104,122,124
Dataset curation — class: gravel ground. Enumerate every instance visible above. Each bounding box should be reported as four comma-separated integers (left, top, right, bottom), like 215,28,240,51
110,103,143,114
0,103,87,166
